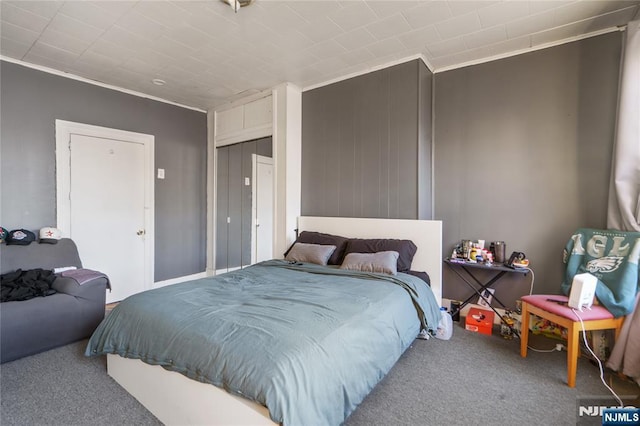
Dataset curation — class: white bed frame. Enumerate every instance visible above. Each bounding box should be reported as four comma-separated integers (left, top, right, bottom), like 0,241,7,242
107,217,442,425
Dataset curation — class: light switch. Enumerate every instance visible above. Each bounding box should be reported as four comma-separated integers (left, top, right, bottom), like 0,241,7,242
157,168,165,179
244,177,250,186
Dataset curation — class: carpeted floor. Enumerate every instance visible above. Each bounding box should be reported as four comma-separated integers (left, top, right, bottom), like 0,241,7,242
1,321,638,426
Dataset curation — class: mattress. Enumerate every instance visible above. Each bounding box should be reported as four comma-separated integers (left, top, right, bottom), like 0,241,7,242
86,260,441,425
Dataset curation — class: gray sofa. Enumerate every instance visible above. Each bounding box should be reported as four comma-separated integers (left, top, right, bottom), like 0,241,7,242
1,238,109,363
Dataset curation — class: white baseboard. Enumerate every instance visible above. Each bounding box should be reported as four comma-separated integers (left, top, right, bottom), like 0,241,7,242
154,272,208,288
215,267,241,275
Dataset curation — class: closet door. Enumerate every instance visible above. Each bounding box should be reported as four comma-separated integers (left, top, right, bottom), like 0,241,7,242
227,143,243,269
241,140,257,267
215,146,229,271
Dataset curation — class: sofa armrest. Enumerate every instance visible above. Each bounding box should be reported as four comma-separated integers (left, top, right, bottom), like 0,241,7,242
52,276,108,303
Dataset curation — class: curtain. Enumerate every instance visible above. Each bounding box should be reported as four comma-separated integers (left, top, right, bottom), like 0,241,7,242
607,20,640,232
606,19,640,386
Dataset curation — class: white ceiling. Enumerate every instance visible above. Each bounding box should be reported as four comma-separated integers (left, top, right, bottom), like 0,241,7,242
1,0,638,110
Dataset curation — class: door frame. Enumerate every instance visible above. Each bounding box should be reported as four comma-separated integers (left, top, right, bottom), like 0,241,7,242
55,119,155,290
251,154,274,264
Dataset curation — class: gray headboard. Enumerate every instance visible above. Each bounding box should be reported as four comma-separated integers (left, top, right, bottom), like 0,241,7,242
0,238,82,275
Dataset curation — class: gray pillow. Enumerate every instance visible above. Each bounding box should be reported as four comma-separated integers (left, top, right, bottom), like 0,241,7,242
285,242,336,266
339,251,399,275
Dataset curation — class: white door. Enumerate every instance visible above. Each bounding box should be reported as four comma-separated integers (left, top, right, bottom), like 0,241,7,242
252,155,273,263
69,134,146,303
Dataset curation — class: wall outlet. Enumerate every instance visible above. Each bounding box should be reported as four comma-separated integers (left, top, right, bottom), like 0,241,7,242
555,343,566,352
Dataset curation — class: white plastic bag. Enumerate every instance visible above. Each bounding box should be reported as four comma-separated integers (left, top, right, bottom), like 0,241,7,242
435,307,453,340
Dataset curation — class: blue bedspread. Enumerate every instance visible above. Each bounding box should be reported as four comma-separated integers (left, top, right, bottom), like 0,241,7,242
86,260,440,425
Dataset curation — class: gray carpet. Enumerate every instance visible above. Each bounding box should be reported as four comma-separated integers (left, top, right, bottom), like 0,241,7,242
1,322,638,426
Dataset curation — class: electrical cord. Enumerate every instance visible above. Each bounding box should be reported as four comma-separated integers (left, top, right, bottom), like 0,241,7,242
571,308,623,407
524,267,535,295
527,345,558,353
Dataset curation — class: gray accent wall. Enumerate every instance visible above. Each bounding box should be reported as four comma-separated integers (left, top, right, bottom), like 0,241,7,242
434,32,622,303
0,61,207,281
301,59,433,220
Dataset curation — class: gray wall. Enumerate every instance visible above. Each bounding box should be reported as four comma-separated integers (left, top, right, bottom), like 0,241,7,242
216,137,272,270
435,32,622,304
0,61,207,281
301,59,432,220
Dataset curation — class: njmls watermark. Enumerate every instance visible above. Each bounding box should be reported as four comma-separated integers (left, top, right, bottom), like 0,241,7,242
577,396,640,425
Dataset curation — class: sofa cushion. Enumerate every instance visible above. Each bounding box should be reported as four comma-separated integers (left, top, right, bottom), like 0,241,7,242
0,238,82,274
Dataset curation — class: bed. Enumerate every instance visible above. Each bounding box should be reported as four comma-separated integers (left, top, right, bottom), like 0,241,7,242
87,216,443,425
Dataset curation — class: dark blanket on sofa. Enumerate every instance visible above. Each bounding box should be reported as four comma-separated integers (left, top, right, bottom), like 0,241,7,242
1,269,57,302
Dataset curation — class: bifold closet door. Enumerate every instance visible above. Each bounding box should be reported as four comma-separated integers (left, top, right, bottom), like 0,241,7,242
215,146,229,271
227,143,243,269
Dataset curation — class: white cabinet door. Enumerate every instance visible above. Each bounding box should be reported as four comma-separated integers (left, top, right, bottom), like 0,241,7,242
244,96,272,129
216,95,272,146
216,106,244,137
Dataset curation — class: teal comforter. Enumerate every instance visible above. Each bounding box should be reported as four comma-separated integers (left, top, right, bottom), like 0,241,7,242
86,260,441,425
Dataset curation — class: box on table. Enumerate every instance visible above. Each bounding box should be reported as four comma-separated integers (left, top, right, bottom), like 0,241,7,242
465,307,495,335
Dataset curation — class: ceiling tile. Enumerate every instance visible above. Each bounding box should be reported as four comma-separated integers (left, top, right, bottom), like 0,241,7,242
402,2,451,29
3,0,63,20
436,13,482,40
93,1,137,16
338,47,376,66
299,16,345,43
553,0,637,26
477,1,531,28
334,27,377,51
115,11,170,41
0,21,40,46
426,36,467,57
0,2,51,33
21,52,71,71
120,57,164,75
306,39,347,60
366,1,419,19
273,33,317,53
463,25,508,50
28,41,80,66
506,9,557,39
76,49,124,69
132,1,194,28
328,2,379,31
59,2,122,31
448,1,500,17
47,13,105,41
397,26,441,49
365,13,412,41
254,2,314,33
0,36,31,59
166,24,215,50
477,34,532,58
365,38,407,58
38,28,94,55
528,0,574,15
101,26,154,53
285,1,342,22
86,39,137,62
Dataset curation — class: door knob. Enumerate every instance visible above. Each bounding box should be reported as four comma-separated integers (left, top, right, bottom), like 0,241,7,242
136,230,145,236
